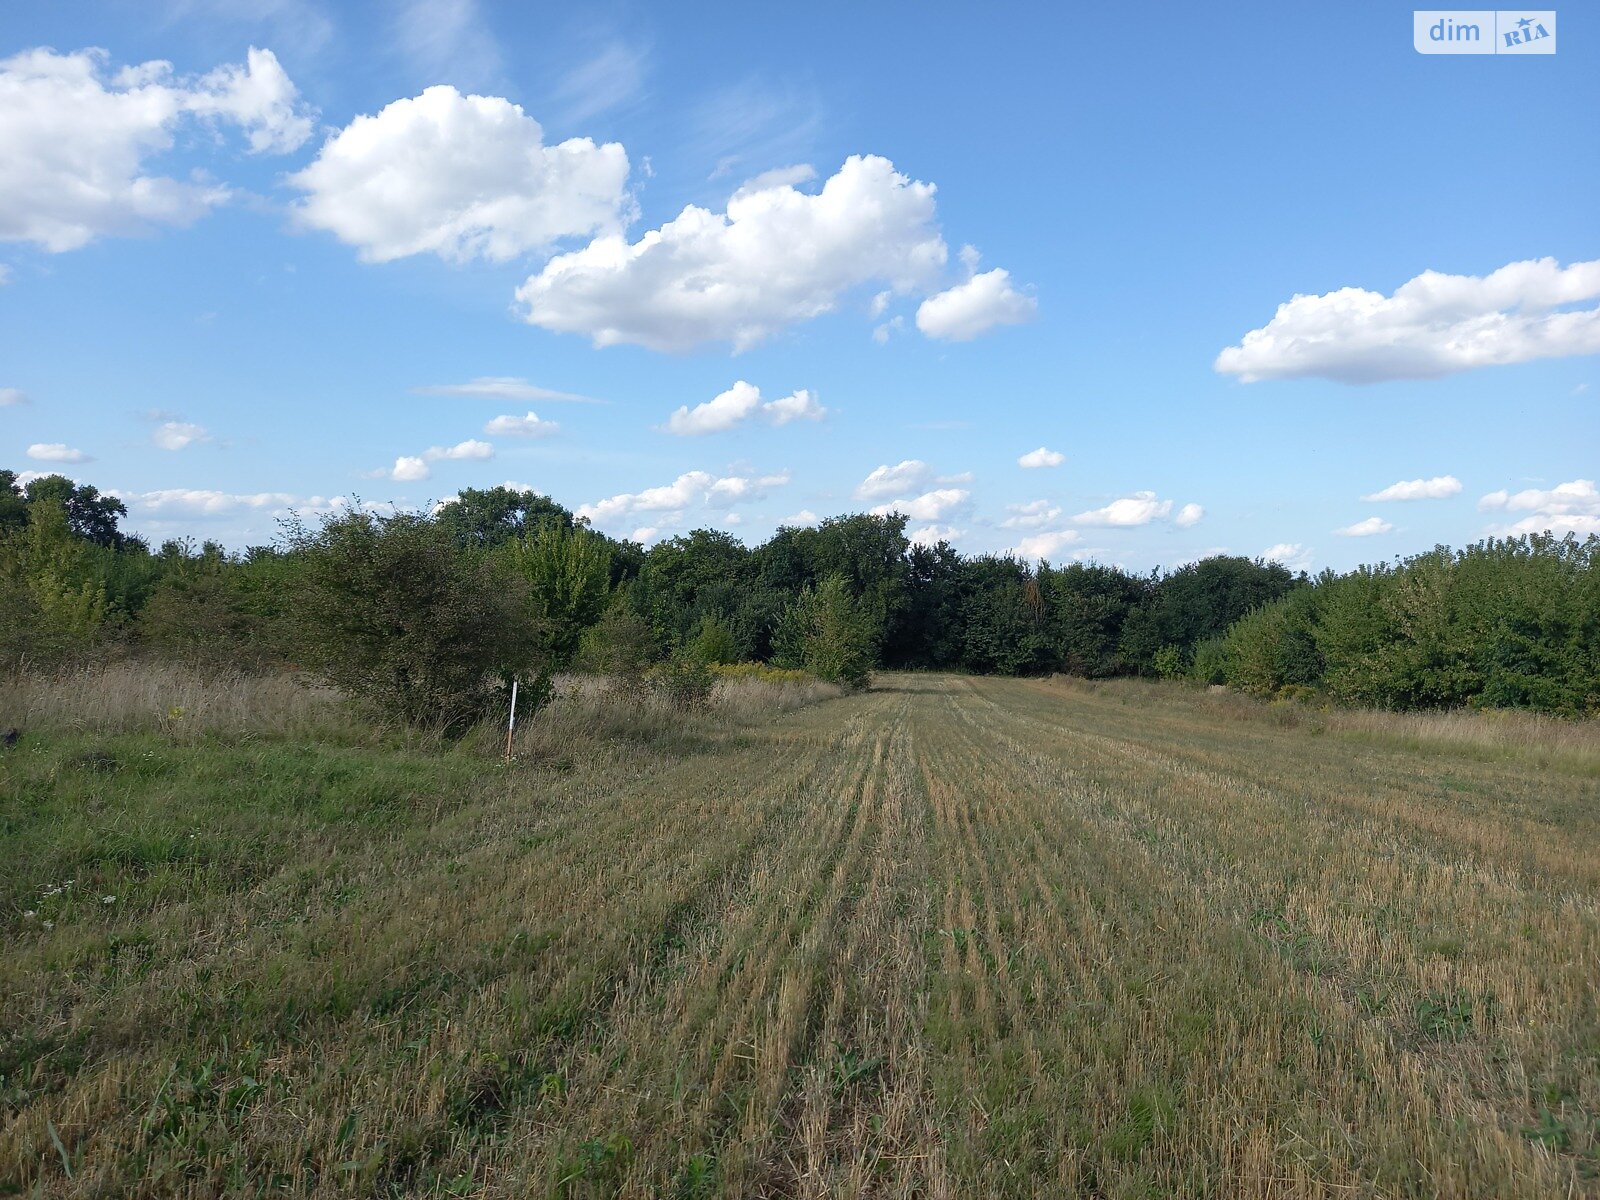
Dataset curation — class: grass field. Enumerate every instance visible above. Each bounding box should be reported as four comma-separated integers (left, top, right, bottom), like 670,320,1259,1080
3,672,1598,1198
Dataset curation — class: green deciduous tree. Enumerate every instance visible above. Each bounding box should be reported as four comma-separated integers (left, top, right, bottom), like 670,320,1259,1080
773,574,875,689
500,524,613,671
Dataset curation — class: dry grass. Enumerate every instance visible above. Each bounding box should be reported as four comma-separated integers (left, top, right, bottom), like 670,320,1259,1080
1064,675,1600,775
0,661,342,740
2,672,1596,1197
1323,703,1600,770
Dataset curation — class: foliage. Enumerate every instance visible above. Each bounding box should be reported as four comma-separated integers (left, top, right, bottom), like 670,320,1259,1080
1120,556,1300,675
434,485,573,549
0,496,112,665
685,613,740,665
574,591,658,684
499,524,612,671
773,573,875,689
1221,534,1598,715
136,543,295,668
649,656,717,711
282,508,532,729
20,473,131,548
4,463,1596,719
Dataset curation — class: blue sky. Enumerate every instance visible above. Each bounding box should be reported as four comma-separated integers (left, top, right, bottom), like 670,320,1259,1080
2,0,1595,570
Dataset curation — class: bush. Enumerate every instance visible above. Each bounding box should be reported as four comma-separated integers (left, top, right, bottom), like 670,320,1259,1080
284,509,533,730
0,497,112,667
650,656,716,711
772,574,875,689
1151,645,1185,680
1220,534,1598,716
686,614,740,666
1190,638,1229,685
574,592,657,702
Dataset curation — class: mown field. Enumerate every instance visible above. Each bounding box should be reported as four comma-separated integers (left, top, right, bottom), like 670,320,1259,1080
2,672,1598,1198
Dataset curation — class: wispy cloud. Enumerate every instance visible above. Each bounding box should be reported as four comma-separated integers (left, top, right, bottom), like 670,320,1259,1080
548,41,648,124
412,377,604,403
390,0,501,87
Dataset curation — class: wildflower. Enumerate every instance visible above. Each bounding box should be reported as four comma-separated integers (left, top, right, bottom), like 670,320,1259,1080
102,895,117,905
23,910,36,919
42,920,53,929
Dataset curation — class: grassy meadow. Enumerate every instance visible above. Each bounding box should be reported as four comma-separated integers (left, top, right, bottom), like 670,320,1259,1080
2,669,1598,1198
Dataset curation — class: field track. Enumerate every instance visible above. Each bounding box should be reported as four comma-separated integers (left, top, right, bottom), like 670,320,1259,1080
3,674,1597,1197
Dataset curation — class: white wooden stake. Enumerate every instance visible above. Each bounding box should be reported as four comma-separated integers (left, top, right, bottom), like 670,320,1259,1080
505,678,519,759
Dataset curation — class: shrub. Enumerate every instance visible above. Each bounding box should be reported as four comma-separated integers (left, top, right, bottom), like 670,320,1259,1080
1151,645,1185,680
650,656,716,711
686,614,740,666
0,497,112,667
283,509,533,730
1190,637,1229,685
1220,534,1598,716
772,574,875,689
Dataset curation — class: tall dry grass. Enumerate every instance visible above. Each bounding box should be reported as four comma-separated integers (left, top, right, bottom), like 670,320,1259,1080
0,661,844,751
1322,703,1600,770
510,673,844,759
0,661,342,739
1056,674,1600,774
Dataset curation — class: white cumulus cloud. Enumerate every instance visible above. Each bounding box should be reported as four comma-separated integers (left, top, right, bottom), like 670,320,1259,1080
1001,500,1062,529
26,443,90,463
869,488,970,522
856,459,935,500
0,46,313,251
424,439,494,461
916,268,1036,341
663,380,826,435
763,389,826,426
483,411,558,437
578,469,789,528
1216,257,1600,384
1262,543,1313,571
1017,446,1063,469
291,85,631,264
1479,479,1600,536
1335,517,1394,537
515,155,948,351
152,421,209,451
1361,475,1463,501
1073,491,1172,527
133,488,316,515
1012,529,1080,560
909,523,963,547
1174,502,1205,528
389,456,430,481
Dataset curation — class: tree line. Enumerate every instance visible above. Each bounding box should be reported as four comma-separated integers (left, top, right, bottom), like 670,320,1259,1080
4,469,1594,722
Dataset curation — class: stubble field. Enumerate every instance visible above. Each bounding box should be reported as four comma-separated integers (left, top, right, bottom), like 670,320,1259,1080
3,672,1597,1198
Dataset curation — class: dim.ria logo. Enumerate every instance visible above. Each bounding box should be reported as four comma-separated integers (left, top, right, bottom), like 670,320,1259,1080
1413,10,1556,53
